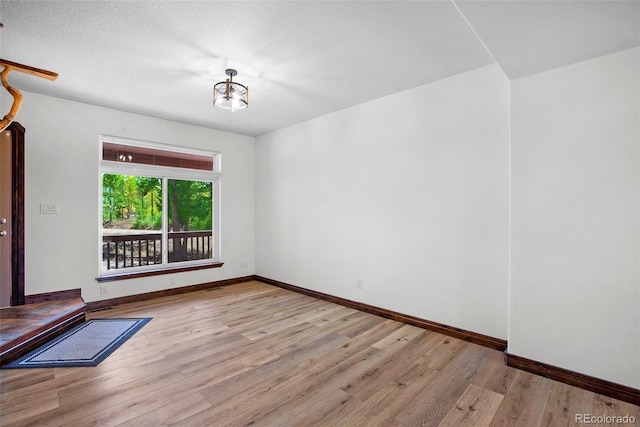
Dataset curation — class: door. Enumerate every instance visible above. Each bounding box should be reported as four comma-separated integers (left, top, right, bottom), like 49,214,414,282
0,122,25,307
0,127,10,307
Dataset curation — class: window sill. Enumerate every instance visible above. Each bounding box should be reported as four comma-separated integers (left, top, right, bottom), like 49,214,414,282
95,262,224,283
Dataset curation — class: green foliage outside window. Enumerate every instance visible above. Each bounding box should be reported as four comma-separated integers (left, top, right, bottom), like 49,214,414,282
168,179,212,232
102,174,212,232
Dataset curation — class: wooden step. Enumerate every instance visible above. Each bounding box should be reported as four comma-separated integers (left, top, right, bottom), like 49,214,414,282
0,297,86,366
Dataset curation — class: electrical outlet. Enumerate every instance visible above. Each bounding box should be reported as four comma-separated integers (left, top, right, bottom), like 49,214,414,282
357,280,363,289
100,284,108,295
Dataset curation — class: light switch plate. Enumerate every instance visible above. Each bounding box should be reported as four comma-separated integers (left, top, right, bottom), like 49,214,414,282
40,203,59,214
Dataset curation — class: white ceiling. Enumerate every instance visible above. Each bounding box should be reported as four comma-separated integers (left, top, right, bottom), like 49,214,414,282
1,1,638,137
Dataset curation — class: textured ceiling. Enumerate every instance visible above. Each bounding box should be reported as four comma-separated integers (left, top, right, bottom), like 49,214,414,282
0,1,638,137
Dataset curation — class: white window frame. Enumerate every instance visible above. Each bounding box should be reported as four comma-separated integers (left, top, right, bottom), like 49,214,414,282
98,135,221,278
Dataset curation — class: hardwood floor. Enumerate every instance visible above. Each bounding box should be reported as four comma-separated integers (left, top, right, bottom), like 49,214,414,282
1,281,638,426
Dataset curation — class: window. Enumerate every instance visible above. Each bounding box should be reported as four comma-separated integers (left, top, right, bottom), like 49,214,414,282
99,136,221,279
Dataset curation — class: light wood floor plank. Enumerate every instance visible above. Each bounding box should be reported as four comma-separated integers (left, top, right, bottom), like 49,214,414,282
471,348,517,395
198,329,350,408
541,381,593,427
439,383,504,427
282,388,363,426
488,370,552,427
336,376,439,426
8,368,185,426
116,392,213,426
339,330,442,402
394,343,492,427
0,389,59,425
0,369,55,394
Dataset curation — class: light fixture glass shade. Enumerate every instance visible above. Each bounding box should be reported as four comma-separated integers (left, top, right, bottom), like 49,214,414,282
213,69,248,111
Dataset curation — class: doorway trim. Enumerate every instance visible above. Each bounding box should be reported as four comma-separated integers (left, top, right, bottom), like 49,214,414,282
8,122,25,306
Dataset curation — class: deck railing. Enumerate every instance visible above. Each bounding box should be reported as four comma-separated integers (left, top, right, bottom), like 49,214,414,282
102,230,213,270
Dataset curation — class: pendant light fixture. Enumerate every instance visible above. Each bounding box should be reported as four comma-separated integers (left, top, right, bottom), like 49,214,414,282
213,69,248,112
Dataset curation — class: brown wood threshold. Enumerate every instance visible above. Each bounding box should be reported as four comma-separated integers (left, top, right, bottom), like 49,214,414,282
0,312,85,366
0,298,87,353
255,275,507,351
506,353,640,406
86,275,254,311
25,288,82,304
96,262,224,283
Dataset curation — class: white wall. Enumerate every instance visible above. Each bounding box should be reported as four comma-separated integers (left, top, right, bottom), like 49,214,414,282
256,64,510,340
1,91,255,303
510,47,640,388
